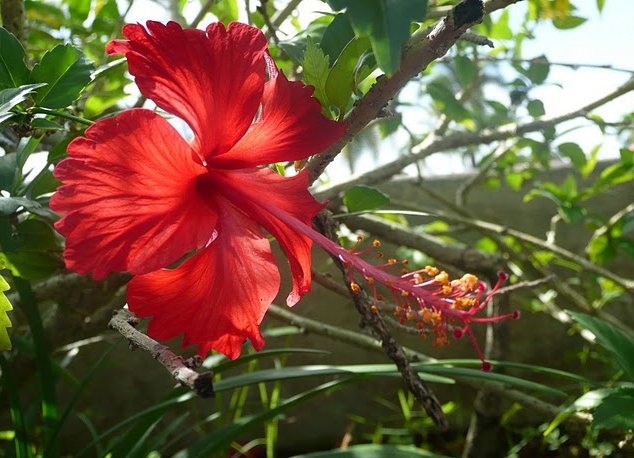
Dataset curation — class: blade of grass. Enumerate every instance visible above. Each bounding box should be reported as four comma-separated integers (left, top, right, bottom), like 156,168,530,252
214,364,454,392
0,353,32,458
44,341,119,454
173,377,360,457
12,277,59,456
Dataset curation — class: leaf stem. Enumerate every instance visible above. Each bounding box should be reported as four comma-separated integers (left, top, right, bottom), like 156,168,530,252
29,107,94,126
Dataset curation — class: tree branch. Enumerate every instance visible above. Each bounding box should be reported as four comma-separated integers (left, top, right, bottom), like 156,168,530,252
109,308,214,398
315,77,634,200
307,0,493,184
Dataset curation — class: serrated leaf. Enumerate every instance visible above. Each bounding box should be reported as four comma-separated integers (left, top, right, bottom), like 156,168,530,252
568,311,634,381
343,185,390,213
0,83,47,124
31,44,94,108
0,274,13,350
0,28,30,89
302,37,330,109
593,388,634,430
328,0,428,75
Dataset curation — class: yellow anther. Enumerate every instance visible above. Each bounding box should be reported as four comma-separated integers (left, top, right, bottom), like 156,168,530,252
371,305,378,313
372,239,381,247
401,290,410,297
421,309,433,323
460,274,479,290
456,297,476,309
401,268,409,275
387,258,398,265
393,306,402,316
365,276,375,285
406,310,417,321
401,259,409,265
424,265,439,276
415,321,425,330
376,252,384,259
441,285,452,295
350,282,361,293
413,273,424,284
435,271,449,285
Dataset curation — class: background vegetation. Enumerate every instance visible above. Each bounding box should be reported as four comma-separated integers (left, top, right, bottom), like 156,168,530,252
0,0,633,456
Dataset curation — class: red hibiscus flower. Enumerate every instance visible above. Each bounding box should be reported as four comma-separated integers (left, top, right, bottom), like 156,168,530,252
51,21,346,359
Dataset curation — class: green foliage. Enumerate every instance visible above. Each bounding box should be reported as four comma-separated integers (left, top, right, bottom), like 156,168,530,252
327,0,428,74
343,185,390,212
302,37,330,109
0,274,12,350
0,84,46,124
0,28,30,88
31,44,94,108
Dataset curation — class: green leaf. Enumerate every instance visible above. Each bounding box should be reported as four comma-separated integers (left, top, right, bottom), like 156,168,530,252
31,118,64,130
320,13,355,62
0,275,13,350
454,55,477,87
558,142,586,171
552,15,587,29
15,219,59,251
31,44,94,108
544,388,613,436
325,37,372,112
0,28,30,89
292,444,451,458
489,9,513,39
596,0,606,12
0,196,57,219
0,154,18,192
327,0,428,75
568,311,634,381
68,0,92,21
0,251,61,280
0,83,47,124
210,0,238,23
527,56,549,84
302,37,330,109
587,234,617,264
593,388,634,430
343,185,390,213
427,80,469,121
526,99,545,117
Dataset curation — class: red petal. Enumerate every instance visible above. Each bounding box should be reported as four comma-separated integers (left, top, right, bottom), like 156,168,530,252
127,198,280,359
107,21,268,159
203,168,324,306
51,109,217,279
208,71,347,168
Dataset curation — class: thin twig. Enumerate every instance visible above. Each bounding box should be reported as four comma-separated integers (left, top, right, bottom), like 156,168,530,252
315,77,634,200
109,308,214,398
314,212,449,429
